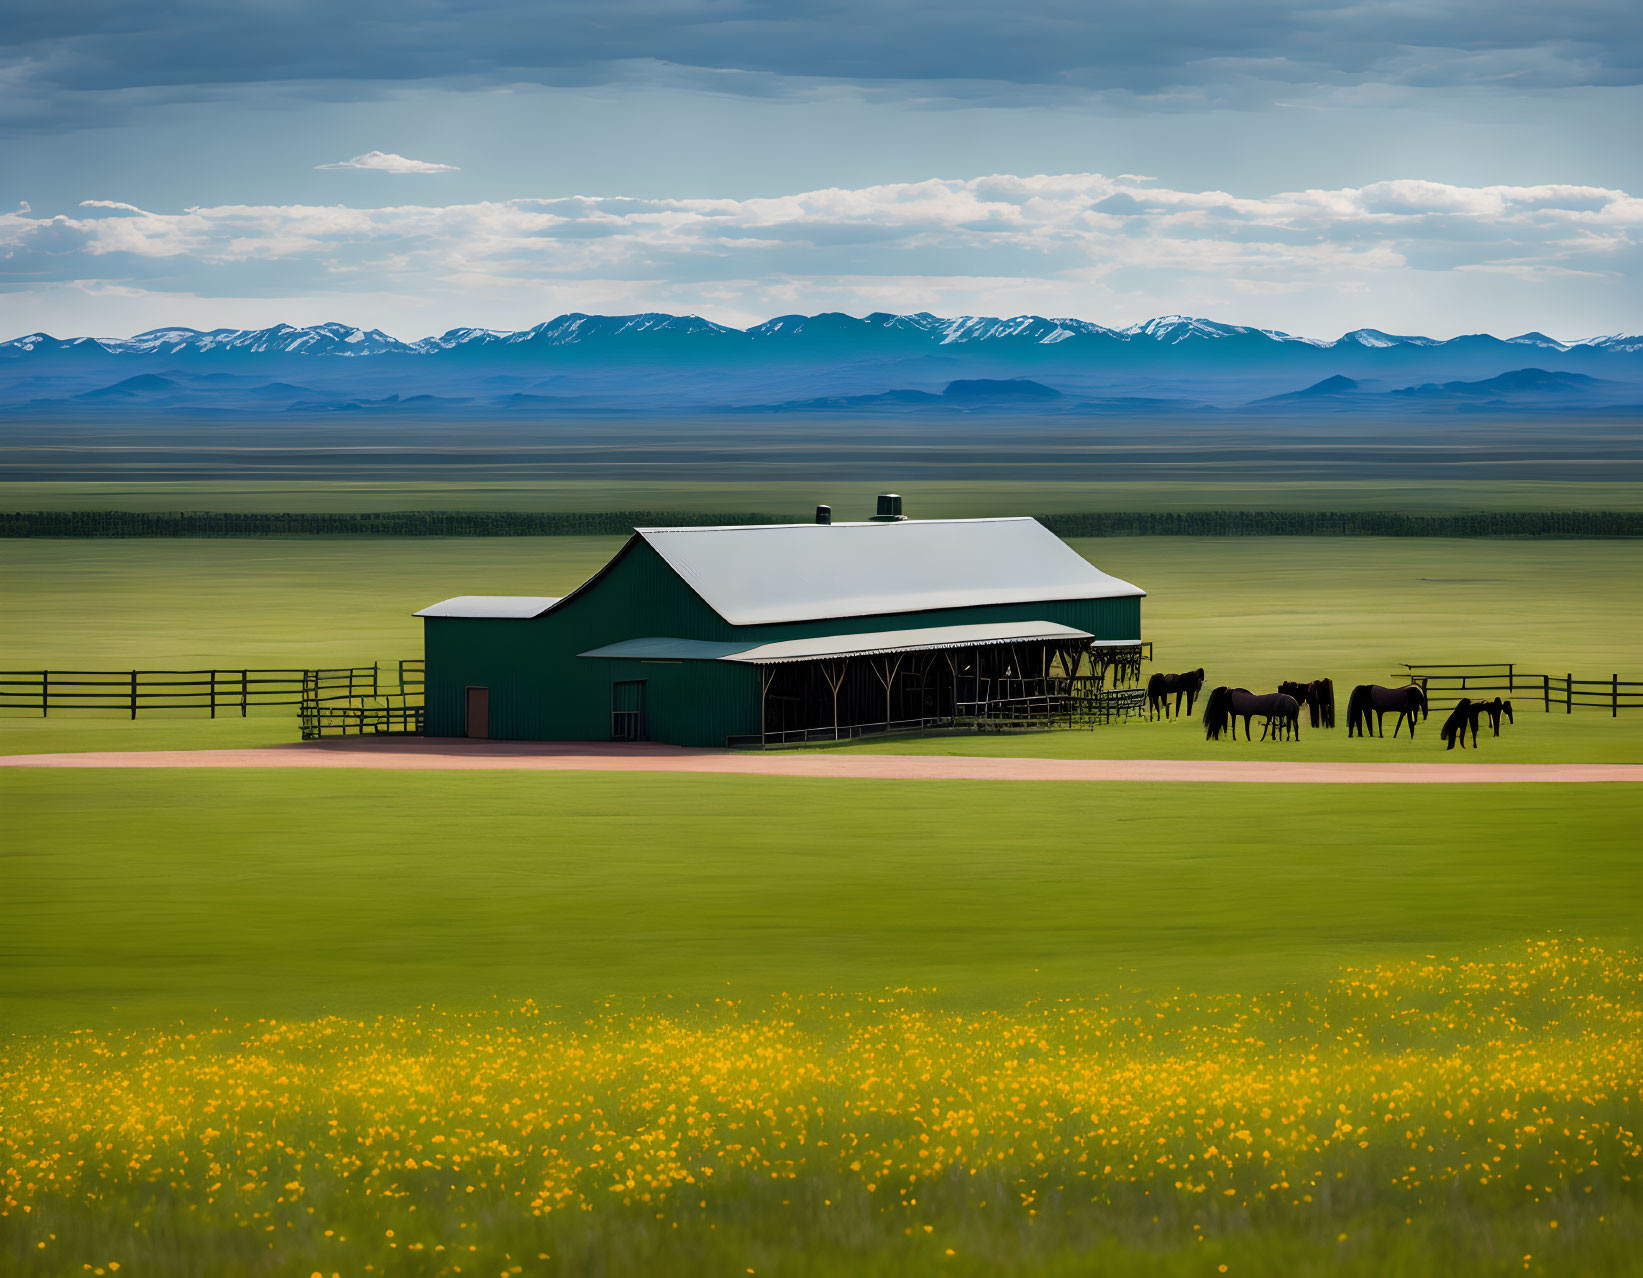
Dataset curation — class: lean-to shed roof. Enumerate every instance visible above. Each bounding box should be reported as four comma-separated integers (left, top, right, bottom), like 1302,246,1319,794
414,595,561,618
633,517,1143,626
580,620,1096,665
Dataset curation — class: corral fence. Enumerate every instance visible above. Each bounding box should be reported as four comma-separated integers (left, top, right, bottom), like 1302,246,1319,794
299,659,424,741
0,659,428,739
1400,663,1641,715
0,665,377,717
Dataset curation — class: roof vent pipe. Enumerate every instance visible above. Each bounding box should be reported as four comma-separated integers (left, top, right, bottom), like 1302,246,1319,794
871,493,906,522
815,505,831,525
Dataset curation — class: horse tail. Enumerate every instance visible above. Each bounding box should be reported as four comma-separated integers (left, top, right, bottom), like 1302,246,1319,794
1319,678,1335,729
1346,684,1368,737
1202,686,1230,740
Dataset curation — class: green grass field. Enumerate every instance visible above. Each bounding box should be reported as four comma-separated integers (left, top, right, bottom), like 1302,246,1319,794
3,770,1640,1276
4,771,1639,1034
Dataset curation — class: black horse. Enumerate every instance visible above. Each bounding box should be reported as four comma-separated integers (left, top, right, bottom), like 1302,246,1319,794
1147,668,1206,720
1440,697,1514,750
1278,677,1336,729
1346,684,1428,738
1203,686,1302,742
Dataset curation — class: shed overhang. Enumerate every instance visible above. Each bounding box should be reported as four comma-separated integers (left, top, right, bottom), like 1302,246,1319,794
414,595,561,618
579,620,1095,666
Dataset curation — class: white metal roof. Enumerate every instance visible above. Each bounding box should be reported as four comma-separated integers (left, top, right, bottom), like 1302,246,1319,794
414,595,561,618
580,620,1094,665
634,518,1144,625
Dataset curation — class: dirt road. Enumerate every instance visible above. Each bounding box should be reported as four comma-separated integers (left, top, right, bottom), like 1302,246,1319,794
1,739,1637,782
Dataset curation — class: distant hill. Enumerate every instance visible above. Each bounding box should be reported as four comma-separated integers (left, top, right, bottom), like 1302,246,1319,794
1392,368,1607,398
1250,366,1629,414
941,378,1061,402
1254,375,1362,403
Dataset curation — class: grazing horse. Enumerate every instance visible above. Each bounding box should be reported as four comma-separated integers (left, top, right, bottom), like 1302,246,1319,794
1202,686,1302,742
1346,684,1428,739
1147,668,1206,720
1278,677,1336,729
1441,697,1514,749
1439,698,1474,750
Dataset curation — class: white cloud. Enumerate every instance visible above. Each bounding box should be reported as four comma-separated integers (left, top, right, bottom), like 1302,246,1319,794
2,173,1638,338
315,150,459,174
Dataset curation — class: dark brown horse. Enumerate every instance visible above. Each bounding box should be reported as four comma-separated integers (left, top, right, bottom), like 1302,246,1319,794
1278,678,1336,729
1440,697,1514,749
1147,668,1206,720
1203,686,1302,742
1346,684,1428,738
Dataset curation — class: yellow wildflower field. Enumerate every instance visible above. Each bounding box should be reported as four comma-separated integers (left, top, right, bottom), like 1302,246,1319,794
2,940,1639,1276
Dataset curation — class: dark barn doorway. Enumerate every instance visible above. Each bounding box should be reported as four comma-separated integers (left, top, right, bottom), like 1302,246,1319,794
464,686,490,739
611,680,648,741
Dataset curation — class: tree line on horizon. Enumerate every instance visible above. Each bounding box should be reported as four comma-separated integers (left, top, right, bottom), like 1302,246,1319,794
2,510,1639,539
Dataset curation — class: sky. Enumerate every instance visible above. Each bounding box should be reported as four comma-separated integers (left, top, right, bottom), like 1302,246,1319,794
2,1,1640,341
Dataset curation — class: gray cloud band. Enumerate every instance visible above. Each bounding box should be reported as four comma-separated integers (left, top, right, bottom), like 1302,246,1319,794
2,0,1637,122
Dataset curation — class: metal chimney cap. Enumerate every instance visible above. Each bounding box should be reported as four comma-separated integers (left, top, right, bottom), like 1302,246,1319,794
871,492,906,522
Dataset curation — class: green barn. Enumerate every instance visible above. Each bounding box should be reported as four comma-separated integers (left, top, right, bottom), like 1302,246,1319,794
416,499,1144,746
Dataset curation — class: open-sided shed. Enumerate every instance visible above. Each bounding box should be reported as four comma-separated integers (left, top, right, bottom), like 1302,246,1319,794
416,510,1144,746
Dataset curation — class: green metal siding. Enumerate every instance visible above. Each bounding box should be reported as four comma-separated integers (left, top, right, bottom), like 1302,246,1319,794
424,537,1142,745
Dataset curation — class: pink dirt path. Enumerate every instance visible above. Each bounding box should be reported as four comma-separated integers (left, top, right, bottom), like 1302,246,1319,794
0,739,1638,783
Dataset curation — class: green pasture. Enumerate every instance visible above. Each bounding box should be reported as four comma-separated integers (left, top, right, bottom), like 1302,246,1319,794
2,534,1638,759
3,476,1641,514
3,769,1638,1035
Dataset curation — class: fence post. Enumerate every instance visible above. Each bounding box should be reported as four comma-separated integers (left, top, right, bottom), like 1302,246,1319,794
40,669,47,718
1508,663,1514,693
1615,674,1620,718
373,662,380,697
1566,673,1573,714
1543,674,1549,713
241,670,248,718
209,669,217,719
130,669,137,721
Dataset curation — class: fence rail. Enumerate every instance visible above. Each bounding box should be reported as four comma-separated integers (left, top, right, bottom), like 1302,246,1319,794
0,658,426,722
0,666,378,717
298,659,424,741
1400,663,1641,715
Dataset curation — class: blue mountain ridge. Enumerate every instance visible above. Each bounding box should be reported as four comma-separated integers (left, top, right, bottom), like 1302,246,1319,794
4,313,1640,415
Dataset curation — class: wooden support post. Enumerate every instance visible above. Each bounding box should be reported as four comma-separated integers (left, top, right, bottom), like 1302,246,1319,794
1543,674,1549,713
1508,663,1514,693
760,666,777,746
40,669,47,718
209,669,217,719
130,669,138,720
1613,673,1619,718
1566,673,1573,714
241,670,249,718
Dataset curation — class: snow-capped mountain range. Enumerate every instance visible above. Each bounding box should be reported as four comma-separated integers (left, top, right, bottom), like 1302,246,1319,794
3,312,1639,415
6,312,1639,359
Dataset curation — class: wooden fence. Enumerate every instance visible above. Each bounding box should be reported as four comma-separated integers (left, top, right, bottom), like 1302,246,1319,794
299,660,424,741
0,659,425,720
1399,663,1642,715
